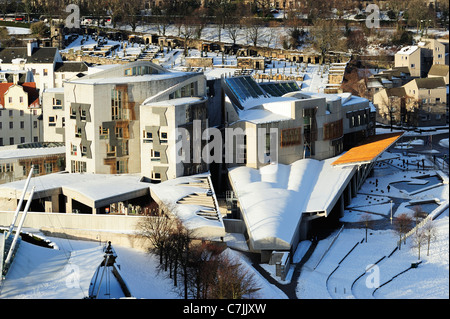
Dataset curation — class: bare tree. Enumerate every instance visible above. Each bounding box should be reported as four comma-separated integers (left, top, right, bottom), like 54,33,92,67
242,16,264,47
394,213,413,250
226,19,241,46
137,206,175,265
412,205,424,230
310,19,342,64
411,228,427,260
209,253,260,299
360,213,373,243
422,221,437,257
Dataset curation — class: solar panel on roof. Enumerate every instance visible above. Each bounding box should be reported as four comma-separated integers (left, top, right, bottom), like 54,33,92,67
225,76,267,102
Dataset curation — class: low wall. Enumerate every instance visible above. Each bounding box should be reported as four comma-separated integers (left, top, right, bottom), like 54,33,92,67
0,211,150,251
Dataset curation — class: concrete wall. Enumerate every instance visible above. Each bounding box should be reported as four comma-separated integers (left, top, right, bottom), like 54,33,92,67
0,211,149,250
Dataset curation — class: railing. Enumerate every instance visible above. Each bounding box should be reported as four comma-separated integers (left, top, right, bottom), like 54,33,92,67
313,224,344,270
397,200,449,247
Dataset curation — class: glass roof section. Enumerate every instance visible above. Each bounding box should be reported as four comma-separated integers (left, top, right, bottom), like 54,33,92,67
259,81,301,97
224,76,268,102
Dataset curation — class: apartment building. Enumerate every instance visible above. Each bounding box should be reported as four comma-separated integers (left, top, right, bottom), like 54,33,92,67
418,38,448,66
394,40,449,78
395,46,429,78
403,77,447,126
0,82,41,146
0,42,62,93
374,76,447,127
63,61,207,175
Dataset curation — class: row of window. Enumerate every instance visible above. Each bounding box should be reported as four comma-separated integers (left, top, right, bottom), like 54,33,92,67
0,109,33,116
142,130,168,143
0,136,39,146
0,121,37,129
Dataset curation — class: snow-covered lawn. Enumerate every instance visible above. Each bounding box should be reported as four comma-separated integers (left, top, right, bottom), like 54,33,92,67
296,213,448,299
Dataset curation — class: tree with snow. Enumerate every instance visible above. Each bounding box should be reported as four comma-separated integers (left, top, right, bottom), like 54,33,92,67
394,213,413,250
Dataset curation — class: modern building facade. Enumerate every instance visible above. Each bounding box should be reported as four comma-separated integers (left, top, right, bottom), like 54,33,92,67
63,61,208,176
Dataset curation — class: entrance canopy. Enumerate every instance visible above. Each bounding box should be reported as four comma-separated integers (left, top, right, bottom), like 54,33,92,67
332,132,403,167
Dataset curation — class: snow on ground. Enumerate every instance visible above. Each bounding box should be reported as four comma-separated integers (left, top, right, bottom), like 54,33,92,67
1,147,447,299
6,26,30,35
0,240,104,298
296,211,448,299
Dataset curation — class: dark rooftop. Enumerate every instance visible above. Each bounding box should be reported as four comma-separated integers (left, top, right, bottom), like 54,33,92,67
0,47,58,64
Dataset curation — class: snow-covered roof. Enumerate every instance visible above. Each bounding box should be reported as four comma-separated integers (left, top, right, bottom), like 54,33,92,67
149,173,226,239
396,46,419,55
0,146,65,162
0,173,150,208
143,96,203,107
228,158,356,250
67,71,189,85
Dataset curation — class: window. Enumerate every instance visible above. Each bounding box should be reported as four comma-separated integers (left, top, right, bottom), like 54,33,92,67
106,144,116,157
8,97,12,103
111,89,126,120
48,116,56,126
53,98,62,109
20,137,25,143
75,126,82,138
9,110,12,116
152,171,161,180
151,149,161,161
20,110,24,116
20,121,24,129
0,138,3,146
71,160,86,173
99,126,109,139
19,96,23,103
0,122,2,130
43,69,48,76
160,132,168,143
70,107,77,119
80,109,87,121
10,137,14,145
143,130,153,142
71,144,77,155
410,64,415,68
45,162,52,173
115,126,123,138
280,127,302,147
81,145,88,157
33,121,37,129
9,122,13,129
116,159,128,174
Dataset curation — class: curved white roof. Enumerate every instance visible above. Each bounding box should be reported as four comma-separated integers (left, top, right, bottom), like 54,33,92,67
228,157,356,250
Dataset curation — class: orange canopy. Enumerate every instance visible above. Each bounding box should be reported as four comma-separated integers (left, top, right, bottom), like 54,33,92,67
332,132,403,166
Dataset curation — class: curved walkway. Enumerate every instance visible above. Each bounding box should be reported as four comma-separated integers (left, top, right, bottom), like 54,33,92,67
250,240,319,299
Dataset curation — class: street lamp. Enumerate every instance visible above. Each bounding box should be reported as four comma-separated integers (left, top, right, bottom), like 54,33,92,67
390,200,393,224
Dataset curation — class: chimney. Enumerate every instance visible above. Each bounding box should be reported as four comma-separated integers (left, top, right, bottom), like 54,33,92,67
27,41,38,57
